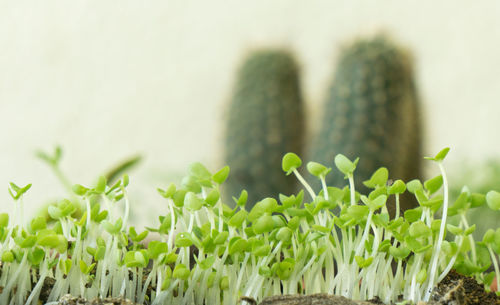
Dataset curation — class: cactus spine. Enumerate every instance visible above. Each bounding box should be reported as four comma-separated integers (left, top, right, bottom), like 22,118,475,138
224,50,305,207
310,35,422,212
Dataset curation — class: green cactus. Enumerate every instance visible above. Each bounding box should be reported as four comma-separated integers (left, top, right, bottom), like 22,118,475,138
310,35,422,213
224,50,305,207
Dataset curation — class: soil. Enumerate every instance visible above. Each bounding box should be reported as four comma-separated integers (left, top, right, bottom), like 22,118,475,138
4,268,499,304
254,270,500,305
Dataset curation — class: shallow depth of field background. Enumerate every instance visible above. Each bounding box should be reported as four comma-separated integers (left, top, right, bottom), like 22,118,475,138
1,1,500,225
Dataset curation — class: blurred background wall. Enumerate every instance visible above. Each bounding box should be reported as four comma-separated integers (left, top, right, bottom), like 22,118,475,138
1,1,500,225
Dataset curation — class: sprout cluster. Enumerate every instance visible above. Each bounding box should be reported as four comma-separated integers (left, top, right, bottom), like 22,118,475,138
1,148,500,305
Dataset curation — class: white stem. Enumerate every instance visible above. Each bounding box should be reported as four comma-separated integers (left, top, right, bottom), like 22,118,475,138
122,190,130,231
355,210,373,256
293,169,316,200
348,175,356,206
460,213,477,264
395,194,400,219
423,162,449,301
85,197,91,228
488,245,500,289
320,177,329,200
168,200,175,251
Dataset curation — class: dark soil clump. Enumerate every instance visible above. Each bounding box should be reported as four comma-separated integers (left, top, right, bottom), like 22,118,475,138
57,294,138,305
430,270,500,305
255,270,500,305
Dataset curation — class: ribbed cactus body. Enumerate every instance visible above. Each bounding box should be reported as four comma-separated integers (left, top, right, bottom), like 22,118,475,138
310,36,422,212
224,50,305,207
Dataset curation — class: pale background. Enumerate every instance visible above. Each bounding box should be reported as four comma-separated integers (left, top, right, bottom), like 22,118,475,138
1,1,500,226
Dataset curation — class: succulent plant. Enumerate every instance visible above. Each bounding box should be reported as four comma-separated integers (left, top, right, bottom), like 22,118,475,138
224,50,305,207
310,35,422,213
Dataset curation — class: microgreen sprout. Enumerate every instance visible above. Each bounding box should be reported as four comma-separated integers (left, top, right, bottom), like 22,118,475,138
2,147,500,304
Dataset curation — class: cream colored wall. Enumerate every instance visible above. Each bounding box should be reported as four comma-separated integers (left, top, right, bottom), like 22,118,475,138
1,1,500,224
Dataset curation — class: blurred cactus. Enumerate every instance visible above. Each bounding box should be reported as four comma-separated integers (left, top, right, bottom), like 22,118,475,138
310,35,422,213
224,50,305,207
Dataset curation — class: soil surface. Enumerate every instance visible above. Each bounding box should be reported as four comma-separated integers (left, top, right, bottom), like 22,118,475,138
5,268,499,304
57,294,137,305
426,270,500,305
253,270,500,305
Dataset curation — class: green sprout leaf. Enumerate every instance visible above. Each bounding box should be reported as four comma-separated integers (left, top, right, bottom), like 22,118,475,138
72,184,89,196
172,189,187,207
334,154,358,176
59,258,72,275
189,162,212,185
122,174,129,187
173,264,190,280
205,189,220,206
198,255,215,270
233,190,248,207
36,146,62,166
424,147,450,162
447,224,464,236
213,231,228,245
363,167,388,189
0,213,8,228
355,256,373,268
448,192,470,216
129,227,149,243
228,237,249,255
388,180,406,194
212,166,230,184
124,250,149,268
464,225,476,236
94,176,107,194
8,182,32,200
30,216,47,233
79,260,96,274
424,175,443,195
470,193,486,208
184,192,203,211
404,208,422,223
282,153,302,175
389,245,411,260
157,183,176,199
406,179,423,194
486,190,500,210
252,215,275,234
409,221,432,238
416,269,427,284
175,232,194,247
102,218,123,235
276,258,295,280
15,235,37,248
1,250,14,263
248,198,277,222
306,162,331,178
483,229,495,244
228,210,248,227
253,244,271,257
276,227,293,244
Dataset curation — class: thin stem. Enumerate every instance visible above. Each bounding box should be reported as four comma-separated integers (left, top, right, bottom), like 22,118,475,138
393,194,400,219
85,197,91,228
121,188,130,231
320,177,329,200
424,162,449,301
348,175,356,206
488,245,500,290
292,169,316,200
460,213,477,264
355,210,373,256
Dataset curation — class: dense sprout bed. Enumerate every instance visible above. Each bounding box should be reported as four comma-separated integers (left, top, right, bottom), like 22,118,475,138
1,148,500,305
